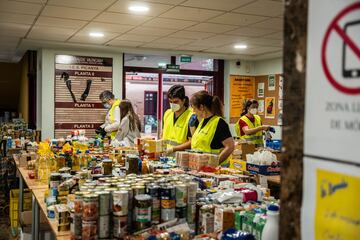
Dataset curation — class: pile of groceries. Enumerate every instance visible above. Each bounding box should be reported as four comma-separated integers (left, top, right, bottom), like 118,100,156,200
16,132,280,240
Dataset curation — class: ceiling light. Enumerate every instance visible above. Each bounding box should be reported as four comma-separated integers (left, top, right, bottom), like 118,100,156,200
234,44,247,49
89,32,104,38
129,5,149,12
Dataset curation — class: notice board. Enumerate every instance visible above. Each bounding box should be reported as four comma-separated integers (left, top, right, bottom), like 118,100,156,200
229,75,255,123
255,74,281,126
54,55,113,138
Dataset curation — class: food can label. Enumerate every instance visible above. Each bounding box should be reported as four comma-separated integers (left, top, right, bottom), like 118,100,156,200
161,199,175,209
135,207,151,222
113,194,128,216
98,216,110,238
113,216,128,238
161,208,175,222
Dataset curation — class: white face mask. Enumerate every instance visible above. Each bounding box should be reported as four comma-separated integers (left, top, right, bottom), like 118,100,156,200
103,103,111,109
170,103,181,112
249,108,258,115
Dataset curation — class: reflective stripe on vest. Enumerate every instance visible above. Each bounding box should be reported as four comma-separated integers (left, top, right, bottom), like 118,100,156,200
109,99,121,140
240,114,263,147
162,108,192,147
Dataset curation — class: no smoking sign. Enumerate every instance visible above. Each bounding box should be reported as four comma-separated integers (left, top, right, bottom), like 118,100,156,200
322,2,360,95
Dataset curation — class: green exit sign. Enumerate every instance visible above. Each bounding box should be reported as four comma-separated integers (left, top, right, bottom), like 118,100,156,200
180,56,192,63
166,64,180,73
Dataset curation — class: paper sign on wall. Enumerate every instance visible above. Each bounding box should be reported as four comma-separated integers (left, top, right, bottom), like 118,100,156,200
258,100,265,115
54,55,113,138
257,82,265,98
268,75,276,91
265,97,276,119
279,76,284,99
229,75,255,119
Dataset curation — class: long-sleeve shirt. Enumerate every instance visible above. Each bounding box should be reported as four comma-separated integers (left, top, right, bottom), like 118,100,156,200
115,114,141,146
101,106,121,133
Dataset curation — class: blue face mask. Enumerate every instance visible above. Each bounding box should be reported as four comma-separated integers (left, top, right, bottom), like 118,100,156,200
103,103,111,109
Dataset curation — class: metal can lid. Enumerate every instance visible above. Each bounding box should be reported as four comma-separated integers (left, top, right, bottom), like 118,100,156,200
95,191,110,196
135,194,152,201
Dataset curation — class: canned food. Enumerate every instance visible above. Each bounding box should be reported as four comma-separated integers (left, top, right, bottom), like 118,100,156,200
113,215,128,238
49,173,61,188
187,204,196,224
161,208,176,223
82,194,98,221
95,191,110,216
98,215,110,239
113,190,128,216
199,205,215,234
161,186,176,215
82,220,97,240
102,159,112,175
147,184,160,224
175,184,188,207
176,206,187,220
74,192,87,215
134,194,152,231
133,185,145,197
70,211,82,239
187,182,198,204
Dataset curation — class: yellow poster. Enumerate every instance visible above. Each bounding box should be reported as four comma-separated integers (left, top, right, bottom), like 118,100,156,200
315,169,360,240
229,75,255,119
265,97,275,119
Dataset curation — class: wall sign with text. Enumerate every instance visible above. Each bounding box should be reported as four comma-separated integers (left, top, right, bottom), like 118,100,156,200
54,55,113,138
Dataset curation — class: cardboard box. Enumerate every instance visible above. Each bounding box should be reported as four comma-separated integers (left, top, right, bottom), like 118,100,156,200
246,162,280,176
214,206,235,232
20,210,48,225
234,142,256,160
230,159,247,171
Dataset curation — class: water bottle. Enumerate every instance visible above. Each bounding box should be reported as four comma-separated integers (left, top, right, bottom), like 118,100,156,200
261,204,279,240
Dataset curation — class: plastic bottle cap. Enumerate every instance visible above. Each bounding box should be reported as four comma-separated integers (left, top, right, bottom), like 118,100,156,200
268,204,279,211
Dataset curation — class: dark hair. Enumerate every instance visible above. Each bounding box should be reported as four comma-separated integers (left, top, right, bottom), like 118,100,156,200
99,90,114,101
119,99,141,132
168,85,189,107
190,90,223,117
241,99,259,116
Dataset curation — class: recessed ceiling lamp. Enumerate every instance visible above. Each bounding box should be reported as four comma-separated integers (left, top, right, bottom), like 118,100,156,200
129,5,149,13
89,32,104,38
234,44,247,49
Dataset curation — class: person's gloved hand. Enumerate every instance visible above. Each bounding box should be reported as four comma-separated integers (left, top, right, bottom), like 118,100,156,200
95,127,107,138
165,147,174,155
268,127,276,133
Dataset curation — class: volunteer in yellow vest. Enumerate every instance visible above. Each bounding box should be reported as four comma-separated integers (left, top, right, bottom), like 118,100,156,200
97,90,121,140
163,85,193,154
235,99,269,147
190,91,234,166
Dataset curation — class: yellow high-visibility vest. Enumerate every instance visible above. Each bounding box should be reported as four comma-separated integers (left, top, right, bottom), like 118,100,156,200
191,116,230,166
108,99,121,140
162,108,192,147
239,114,263,147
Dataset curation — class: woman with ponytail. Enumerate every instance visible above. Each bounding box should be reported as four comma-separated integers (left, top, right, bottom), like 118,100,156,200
235,99,269,147
190,91,234,166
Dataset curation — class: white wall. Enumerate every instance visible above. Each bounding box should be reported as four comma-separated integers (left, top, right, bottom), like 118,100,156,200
37,49,123,139
254,58,283,75
224,58,283,139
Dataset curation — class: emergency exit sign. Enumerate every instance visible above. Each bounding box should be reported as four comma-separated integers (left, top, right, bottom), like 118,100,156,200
180,56,192,63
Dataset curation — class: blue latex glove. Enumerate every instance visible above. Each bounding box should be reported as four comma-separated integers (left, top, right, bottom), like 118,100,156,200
268,126,276,133
189,114,198,127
